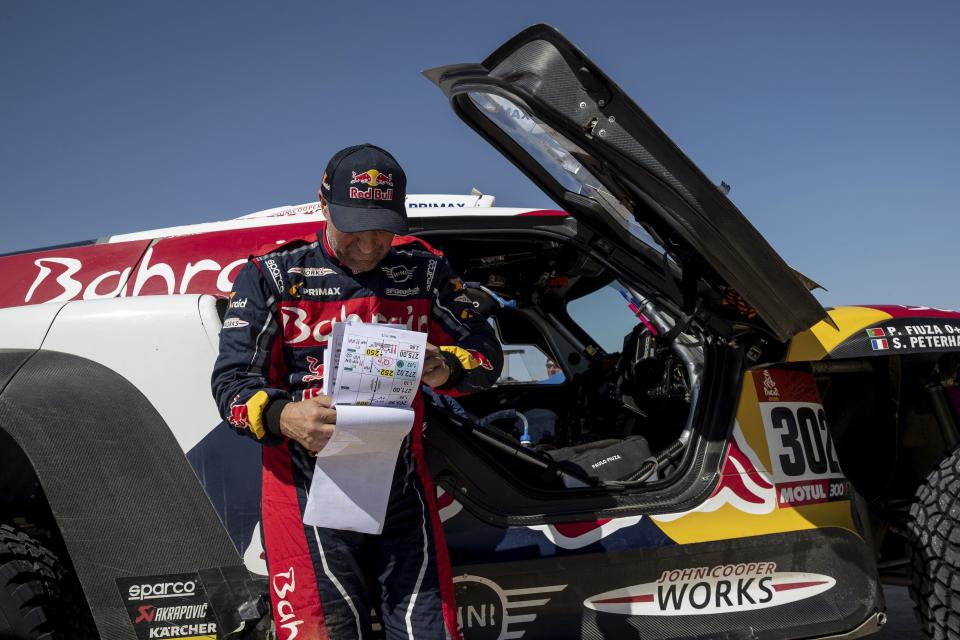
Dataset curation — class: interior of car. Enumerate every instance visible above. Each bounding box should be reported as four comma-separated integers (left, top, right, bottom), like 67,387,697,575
416,226,702,494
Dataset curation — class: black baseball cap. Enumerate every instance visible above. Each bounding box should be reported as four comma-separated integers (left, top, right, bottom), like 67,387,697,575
319,144,408,234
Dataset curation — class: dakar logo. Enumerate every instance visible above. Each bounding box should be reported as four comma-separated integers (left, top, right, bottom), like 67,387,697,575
381,265,416,283
761,370,780,400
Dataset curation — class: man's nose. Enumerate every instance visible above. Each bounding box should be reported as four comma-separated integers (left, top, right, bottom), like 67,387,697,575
357,234,377,253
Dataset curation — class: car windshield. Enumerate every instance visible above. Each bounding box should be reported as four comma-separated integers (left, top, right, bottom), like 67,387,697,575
467,91,661,251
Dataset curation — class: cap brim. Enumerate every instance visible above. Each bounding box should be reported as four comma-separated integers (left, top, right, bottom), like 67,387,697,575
327,202,409,235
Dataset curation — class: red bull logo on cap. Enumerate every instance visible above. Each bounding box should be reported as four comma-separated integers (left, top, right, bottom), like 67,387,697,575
349,169,395,202
350,169,394,188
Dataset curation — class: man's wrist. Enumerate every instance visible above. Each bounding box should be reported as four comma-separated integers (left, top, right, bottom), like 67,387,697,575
436,351,465,390
264,399,292,438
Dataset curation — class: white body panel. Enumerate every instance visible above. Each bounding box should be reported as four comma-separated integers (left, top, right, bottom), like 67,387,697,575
40,295,223,452
0,303,66,349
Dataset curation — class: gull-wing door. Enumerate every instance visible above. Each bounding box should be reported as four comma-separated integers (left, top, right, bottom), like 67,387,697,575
425,24,829,342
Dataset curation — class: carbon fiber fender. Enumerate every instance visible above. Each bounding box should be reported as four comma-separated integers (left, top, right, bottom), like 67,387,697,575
0,348,243,638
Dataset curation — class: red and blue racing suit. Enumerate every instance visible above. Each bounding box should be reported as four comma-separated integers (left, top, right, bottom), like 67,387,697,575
211,226,502,640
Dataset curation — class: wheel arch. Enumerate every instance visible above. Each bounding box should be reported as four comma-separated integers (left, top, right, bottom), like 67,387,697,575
0,348,241,638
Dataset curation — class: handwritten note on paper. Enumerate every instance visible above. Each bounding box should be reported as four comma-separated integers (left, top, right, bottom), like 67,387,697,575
304,323,429,534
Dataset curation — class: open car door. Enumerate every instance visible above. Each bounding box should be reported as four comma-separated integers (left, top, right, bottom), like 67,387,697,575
425,24,828,342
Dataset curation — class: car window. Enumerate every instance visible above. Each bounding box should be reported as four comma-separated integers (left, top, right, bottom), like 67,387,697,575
488,319,565,385
499,346,565,385
567,284,639,354
467,92,664,252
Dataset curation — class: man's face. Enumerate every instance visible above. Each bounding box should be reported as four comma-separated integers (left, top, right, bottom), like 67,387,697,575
322,201,394,273
546,360,560,375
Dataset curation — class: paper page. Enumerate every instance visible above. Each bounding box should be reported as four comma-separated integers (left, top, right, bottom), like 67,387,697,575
331,324,427,408
321,323,348,396
303,405,415,534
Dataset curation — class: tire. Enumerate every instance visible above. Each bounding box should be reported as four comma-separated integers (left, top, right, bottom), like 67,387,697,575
0,523,96,639
908,447,960,639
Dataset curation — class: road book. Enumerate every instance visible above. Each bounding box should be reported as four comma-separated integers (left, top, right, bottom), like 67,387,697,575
302,323,428,534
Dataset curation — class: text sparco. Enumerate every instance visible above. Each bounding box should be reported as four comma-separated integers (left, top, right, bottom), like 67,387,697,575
128,580,196,601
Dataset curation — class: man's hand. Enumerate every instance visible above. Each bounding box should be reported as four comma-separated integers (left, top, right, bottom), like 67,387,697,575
279,395,337,454
421,343,451,388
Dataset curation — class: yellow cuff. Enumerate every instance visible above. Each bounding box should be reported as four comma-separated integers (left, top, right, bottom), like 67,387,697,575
440,345,482,370
246,390,270,440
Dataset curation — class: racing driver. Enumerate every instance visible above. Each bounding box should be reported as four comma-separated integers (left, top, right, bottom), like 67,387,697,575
211,143,503,639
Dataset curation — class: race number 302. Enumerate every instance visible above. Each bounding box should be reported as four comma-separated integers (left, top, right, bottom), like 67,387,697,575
753,369,850,508
759,400,849,508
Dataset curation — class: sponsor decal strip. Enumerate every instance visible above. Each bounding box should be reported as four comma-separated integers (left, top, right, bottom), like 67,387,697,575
832,316,960,356
116,573,219,640
584,562,836,616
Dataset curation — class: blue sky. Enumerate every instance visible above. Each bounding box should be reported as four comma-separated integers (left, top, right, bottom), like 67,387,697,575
2,1,958,310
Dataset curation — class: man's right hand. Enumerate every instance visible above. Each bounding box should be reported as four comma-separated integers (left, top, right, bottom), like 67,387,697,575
279,395,337,454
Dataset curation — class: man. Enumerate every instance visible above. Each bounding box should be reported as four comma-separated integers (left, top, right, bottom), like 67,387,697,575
212,144,503,640
542,359,565,385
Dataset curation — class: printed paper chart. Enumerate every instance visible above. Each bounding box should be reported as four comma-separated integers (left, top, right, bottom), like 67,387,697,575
331,323,427,408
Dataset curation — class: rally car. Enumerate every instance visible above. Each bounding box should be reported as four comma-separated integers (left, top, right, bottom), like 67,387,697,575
2,24,959,640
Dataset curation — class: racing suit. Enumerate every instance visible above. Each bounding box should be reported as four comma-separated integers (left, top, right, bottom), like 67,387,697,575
211,226,502,640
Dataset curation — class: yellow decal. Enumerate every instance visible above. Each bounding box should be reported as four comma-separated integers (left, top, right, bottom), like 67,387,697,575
651,372,857,544
441,345,482,370
786,306,892,362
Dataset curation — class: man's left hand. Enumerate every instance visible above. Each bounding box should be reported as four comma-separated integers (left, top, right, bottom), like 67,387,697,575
421,343,451,388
